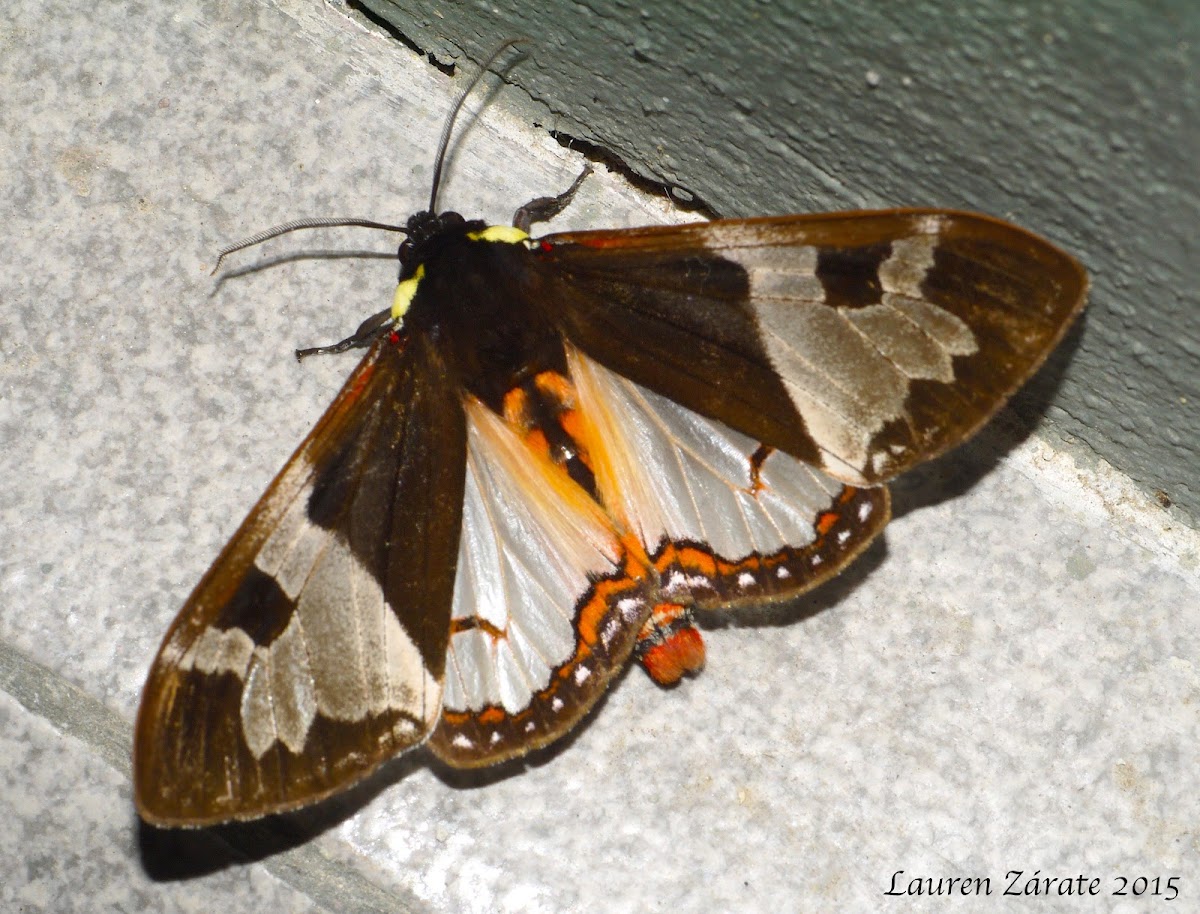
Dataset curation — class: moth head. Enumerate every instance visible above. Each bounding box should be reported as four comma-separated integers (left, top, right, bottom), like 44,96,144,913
397,210,467,278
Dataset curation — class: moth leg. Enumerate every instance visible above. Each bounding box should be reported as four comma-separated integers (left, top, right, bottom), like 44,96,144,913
295,306,393,360
512,164,593,233
633,601,706,686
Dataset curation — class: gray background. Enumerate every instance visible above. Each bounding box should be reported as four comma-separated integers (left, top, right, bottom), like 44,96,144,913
1,1,1196,912
357,0,1200,526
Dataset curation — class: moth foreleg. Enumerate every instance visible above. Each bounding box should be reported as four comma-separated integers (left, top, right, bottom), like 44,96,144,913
512,165,593,233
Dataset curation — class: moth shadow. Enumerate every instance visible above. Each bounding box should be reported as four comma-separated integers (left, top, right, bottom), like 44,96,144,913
136,751,427,879
136,695,606,879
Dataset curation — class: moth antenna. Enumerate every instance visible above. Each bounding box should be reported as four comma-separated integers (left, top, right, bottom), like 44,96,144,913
211,217,409,275
428,38,530,214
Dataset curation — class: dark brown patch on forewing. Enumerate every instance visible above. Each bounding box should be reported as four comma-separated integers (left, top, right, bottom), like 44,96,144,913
211,566,293,645
816,241,891,308
527,237,822,468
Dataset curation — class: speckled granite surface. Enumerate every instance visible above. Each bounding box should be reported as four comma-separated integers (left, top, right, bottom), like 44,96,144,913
0,690,328,913
1,1,1197,912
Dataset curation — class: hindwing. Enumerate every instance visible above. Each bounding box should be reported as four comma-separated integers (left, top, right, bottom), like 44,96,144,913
565,345,890,610
428,397,656,766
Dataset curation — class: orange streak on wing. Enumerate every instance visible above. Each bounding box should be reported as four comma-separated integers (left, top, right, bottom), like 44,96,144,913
523,428,551,460
672,545,718,578
501,386,529,425
816,511,840,536
478,707,505,726
344,362,377,402
557,408,592,468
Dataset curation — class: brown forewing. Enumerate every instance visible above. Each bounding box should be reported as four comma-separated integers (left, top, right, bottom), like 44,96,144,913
134,334,466,826
529,209,1087,485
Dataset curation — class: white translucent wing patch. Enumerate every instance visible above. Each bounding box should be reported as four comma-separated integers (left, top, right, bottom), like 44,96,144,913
444,398,624,715
706,228,978,483
568,346,844,561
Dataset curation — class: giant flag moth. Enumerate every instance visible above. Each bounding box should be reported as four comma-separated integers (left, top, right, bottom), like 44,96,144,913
134,43,1087,826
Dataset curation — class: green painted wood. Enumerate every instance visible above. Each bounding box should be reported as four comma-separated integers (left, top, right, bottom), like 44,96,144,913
354,0,1198,526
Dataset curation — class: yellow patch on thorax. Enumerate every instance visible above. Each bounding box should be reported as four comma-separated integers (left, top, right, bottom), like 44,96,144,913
391,263,425,322
466,225,530,244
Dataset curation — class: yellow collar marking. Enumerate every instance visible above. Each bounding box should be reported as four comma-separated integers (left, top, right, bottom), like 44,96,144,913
466,225,530,244
391,225,528,323
391,263,425,322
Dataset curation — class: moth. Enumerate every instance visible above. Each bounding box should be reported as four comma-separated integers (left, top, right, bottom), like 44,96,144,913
134,47,1087,827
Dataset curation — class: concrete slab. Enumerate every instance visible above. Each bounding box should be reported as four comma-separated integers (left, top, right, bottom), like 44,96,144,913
2,1,1196,911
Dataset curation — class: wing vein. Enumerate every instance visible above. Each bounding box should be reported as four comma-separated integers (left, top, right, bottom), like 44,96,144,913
623,379,764,558
760,321,875,425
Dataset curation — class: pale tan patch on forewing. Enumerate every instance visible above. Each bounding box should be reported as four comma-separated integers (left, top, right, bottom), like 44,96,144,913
181,626,255,679
723,244,824,301
254,491,327,601
843,297,977,383
243,611,316,757
889,296,978,354
878,234,937,295
753,300,912,483
867,234,978,379
191,503,443,759
720,230,978,483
